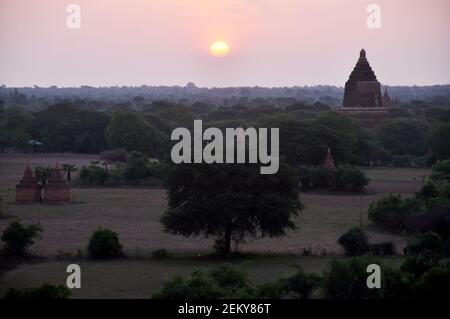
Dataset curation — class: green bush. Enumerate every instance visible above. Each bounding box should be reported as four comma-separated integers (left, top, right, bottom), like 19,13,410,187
152,265,254,299
280,267,321,299
1,220,43,256
405,232,444,256
416,182,439,201
87,228,123,259
337,227,369,256
79,165,110,185
335,165,369,192
400,251,441,277
311,167,336,189
368,194,421,232
4,284,70,299
322,257,382,299
430,160,450,183
299,165,369,193
381,267,415,299
415,266,450,298
255,282,284,299
442,183,450,199
209,264,253,297
123,151,151,182
152,270,224,299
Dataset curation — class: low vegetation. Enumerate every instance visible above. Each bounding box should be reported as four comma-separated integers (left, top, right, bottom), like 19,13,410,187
1,220,43,256
87,228,123,259
299,165,369,192
4,284,70,299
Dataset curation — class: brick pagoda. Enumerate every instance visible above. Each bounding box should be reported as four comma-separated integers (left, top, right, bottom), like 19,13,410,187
339,49,392,127
15,165,41,203
343,49,383,108
323,148,336,170
42,163,71,203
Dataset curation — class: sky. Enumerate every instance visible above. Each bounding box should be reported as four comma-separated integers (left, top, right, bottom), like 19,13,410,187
0,0,449,87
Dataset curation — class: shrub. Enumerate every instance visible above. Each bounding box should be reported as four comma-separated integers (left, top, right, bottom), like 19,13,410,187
337,227,369,256
322,257,383,299
298,167,315,191
152,270,223,299
256,282,284,299
404,232,444,256
400,251,441,277
381,267,415,299
335,165,369,192
415,266,450,298
87,228,123,259
4,284,70,299
311,167,336,189
368,194,421,232
405,208,450,241
79,165,110,185
299,165,369,193
1,220,43,256
153,265,279,299
416,182,439,201
369,242,396,256
430,160,450,183
280,267,321,299
442,183,450,199
209,264,252,296
423,197,450,211
152,248,168,259
123,151,150,182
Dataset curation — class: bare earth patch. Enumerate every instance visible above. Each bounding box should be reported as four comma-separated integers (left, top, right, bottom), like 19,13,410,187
0,154,429,298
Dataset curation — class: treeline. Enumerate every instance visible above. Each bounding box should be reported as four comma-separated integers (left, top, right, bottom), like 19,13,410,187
1,97,450,168
1,85,450,110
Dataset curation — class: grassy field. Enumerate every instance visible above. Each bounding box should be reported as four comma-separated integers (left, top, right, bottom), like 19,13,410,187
0,153,430,298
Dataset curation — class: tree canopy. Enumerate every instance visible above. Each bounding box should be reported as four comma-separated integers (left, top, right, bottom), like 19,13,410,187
161,163,303,255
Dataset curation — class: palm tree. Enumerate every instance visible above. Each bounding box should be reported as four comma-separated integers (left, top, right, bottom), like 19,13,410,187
62,164,77,182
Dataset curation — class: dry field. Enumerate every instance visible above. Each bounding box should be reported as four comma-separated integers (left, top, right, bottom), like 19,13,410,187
0,153,429,298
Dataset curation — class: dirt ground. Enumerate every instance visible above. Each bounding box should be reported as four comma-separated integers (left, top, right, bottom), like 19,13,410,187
0,153,429,298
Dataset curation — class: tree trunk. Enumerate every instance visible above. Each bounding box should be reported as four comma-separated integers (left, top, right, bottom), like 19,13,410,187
223,225,232,257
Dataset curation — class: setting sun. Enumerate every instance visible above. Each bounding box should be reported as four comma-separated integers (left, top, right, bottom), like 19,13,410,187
210,41,230,57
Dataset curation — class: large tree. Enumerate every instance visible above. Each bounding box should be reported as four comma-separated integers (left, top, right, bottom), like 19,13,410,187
430,122,450,161
376,119,429,156
255,112,360,166
161,163,302,256
105,111,158,156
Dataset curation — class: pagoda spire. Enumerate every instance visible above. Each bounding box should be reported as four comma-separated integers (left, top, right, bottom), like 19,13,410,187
360,48,366,58
323,148,336,170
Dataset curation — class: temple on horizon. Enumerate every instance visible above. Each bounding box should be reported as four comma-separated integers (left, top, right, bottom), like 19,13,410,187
343,49,384,108
339,49,393,126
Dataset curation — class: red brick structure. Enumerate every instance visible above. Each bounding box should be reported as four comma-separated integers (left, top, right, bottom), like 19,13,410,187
382,88,393,107
343,49,383,108
323,148,336,170
339,49,391,127
15,165,41,203
43,163,71,203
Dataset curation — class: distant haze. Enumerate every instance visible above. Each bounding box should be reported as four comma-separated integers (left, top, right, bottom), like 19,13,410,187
1,0,449,87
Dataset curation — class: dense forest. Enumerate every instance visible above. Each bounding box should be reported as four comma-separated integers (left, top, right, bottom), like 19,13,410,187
1,86,450,169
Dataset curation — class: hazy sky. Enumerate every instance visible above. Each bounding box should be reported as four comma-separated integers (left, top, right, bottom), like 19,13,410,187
1,0,449,87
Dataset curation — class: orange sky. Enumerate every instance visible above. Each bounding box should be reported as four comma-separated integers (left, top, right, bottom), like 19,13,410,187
0,0,449,87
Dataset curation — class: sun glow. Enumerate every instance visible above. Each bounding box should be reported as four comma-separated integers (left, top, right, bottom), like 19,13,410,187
210,41,230,57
